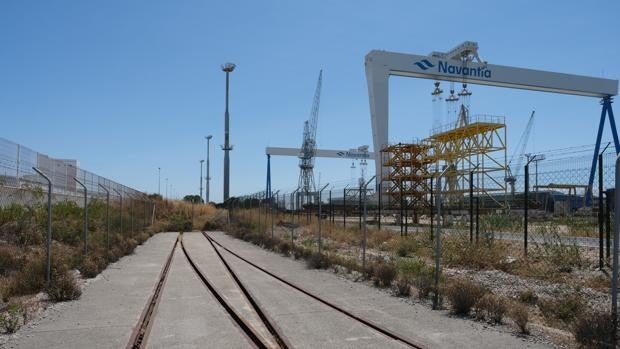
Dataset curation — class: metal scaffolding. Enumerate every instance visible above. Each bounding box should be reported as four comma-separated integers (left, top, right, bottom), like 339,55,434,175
381,142,433,210
426,114,508,204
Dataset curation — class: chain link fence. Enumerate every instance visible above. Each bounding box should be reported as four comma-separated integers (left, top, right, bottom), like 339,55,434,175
1,137,154,302
226,143,617,346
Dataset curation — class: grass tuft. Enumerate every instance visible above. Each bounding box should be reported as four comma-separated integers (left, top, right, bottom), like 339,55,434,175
446,278,486,315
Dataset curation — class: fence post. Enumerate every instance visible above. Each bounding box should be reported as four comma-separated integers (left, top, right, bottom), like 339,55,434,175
329,190,333,233
400,179,404,237
113,188,123,238
151,200,155,226
74,177,88,256
318,184,329,254
470,171,474,243
607,189,612,259
272,190,280,239
378,181,382,230
131,196,135,237
524,163,529,256
358,185,362,231
343,187,347,228
362,176,375,271
98,184,110,254
599,153,605,269
476,197,480,243
433,171,444,310
143,198,147,229
33,167,52,287
612,154,620,344
430,177,433,241
306,190,310,225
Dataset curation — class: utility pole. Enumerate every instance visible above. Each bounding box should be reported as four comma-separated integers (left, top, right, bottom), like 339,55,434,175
158,167,161,196
165,178,169,199
206,135,213,203
200,160,204,202
221,63,236,202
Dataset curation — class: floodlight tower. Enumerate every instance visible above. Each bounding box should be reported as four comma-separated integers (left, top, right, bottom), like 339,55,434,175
205,135,213,203
221,62,235,202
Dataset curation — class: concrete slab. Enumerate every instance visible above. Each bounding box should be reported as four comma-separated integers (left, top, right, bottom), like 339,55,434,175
207,231,553,349
146,245,252,349
181,233,278,348
3,232,178,349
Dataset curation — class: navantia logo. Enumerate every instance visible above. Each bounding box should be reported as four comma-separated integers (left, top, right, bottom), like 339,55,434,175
414,59,434,70
414,59,492,78
336,151,345,157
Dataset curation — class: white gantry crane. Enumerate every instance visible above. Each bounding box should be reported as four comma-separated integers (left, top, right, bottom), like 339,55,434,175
298,70,322,198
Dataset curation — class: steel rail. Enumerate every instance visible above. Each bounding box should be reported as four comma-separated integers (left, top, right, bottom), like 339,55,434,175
127,234,179,349
180,235,281,349
203,233,291,349
204,232,425,349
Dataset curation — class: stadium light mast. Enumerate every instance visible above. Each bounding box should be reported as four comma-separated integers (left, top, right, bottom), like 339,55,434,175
221,62,236,202
205,135,213,203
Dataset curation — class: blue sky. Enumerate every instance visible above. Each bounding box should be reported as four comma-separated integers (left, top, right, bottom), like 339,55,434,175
2,1,619,201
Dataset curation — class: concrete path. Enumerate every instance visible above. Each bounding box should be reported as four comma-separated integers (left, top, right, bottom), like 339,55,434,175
181,233,278,348
146,245,252,349
208,231,553,349
210,239,408,348
2,233,178,349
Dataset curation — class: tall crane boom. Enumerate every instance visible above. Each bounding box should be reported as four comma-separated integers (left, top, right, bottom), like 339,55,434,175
298,70,323,194
505,110,535,194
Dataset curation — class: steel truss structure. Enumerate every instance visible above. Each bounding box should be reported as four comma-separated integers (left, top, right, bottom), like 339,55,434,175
381,142,433,209
427,115,507,203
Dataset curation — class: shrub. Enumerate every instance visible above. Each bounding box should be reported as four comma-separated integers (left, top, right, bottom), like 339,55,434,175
573,311,615,348
277,240,292,256
397,258,426,277
48,269,81,302
396,239,417,257
262,236,277,250
446,278,486,315
203,218,224,231
0,302,22,333
0,245,20,276
393,277,411,297
109,247,123,262
517,289,538,305
136,232,150,245
510,303,530,334
473,294,507,324
372,262,397,287
4,252,46,298
413,270,435,300
293,247,311,260
79,257,100,278
538,294,584,323
306,252,330,269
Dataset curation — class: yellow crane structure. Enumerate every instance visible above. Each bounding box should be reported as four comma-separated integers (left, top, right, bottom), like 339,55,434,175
426,114,507,203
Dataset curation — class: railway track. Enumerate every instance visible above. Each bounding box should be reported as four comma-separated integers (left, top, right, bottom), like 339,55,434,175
126,234,179,349
203,232,425,349
127,233,287,349
127,232,425,348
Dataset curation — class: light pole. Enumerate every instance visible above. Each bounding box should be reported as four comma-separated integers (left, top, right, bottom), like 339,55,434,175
165,178,169,199
206,135,213,203
200,160,204,202
221,63,235,202
158,167,161,196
